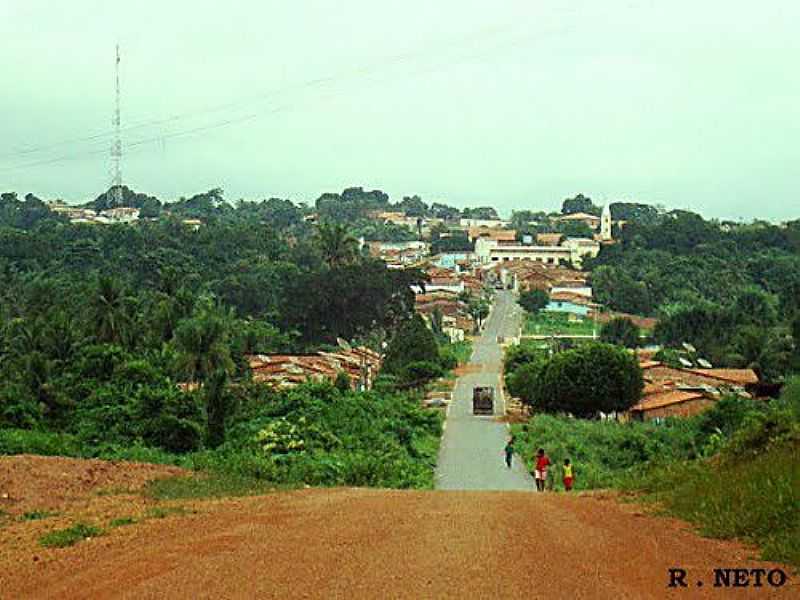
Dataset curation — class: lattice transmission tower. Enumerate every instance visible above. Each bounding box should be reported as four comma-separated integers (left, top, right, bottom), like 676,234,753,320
110,44,123,206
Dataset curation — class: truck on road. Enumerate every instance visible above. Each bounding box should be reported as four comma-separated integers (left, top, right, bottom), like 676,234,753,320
472,387,494,415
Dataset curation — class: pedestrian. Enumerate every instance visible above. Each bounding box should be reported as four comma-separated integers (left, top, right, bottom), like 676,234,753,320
504,436,515,469
563,458,574,492
533,448,550,492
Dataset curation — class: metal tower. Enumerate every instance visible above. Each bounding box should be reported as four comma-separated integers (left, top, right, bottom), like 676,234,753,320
110,44,123,206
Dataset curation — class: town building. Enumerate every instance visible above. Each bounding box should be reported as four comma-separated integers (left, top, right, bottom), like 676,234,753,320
458,218,510,229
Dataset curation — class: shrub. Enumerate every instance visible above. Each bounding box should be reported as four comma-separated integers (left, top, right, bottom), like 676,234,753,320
599,317,640,348
525,342,643,417
39,523,103,548
401,361,444,388
0,429,81,457
518,289,549,314
382,314,439,374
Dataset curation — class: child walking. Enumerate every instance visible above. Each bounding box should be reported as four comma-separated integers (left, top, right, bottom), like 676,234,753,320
563,458,574,491
504,436,515,469
533,448,550,492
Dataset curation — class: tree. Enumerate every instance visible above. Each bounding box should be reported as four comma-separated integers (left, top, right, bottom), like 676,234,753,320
173,302,235,384
561,194,599,216
467,299,490,332
518,290,549,315
600,317,641,348
315,222,359,268
89,276,131,345
555,221,595,238
383,314,439,375
401,360,444,388
398,195,427,217
461,206,499,220
519,343,643,417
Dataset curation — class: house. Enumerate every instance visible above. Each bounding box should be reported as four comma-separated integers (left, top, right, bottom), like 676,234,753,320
182,218,203,230
629,390,714,421
560,237,601,260
535,233,564,247
459,218,510,229
554,212,601,229
247,347,381,391
467,227,517,243
99,207,140,223
628,361,760,421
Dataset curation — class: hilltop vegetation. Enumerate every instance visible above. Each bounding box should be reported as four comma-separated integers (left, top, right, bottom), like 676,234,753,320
586,208,800,381
0,187,466,490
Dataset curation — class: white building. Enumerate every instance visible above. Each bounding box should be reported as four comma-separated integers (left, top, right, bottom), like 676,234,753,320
561,237,601,259
458,218,510,229
600,205,612,241
475,238,574,266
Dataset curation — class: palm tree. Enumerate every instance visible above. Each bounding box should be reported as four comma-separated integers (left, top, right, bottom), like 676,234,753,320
173,303,235,384
315,223,359,268
90,275,130,345
174,301,236,447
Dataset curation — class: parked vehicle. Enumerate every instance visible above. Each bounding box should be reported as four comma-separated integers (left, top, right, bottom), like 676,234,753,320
472,386,494,415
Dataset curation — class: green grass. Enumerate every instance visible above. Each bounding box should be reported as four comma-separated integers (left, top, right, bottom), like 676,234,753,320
39,523,103,548
523,312,597,336
109,516,137,527
626,440,799,567
22,510,59,521
145,472,284,500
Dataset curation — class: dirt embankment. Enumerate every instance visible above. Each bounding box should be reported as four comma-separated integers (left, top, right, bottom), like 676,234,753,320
1,456,796,599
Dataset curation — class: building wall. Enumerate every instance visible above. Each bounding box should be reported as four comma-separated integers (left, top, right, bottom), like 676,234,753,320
635,397,716,421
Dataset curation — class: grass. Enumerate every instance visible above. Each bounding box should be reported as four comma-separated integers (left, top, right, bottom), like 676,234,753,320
144,506,191,519
22,510,59,521
145,473,288,501
626,440,799,567
523,312,597,337
109,516,137,527
39,523,103,548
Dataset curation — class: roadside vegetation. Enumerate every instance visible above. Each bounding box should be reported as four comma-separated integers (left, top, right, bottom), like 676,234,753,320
510,378,800,566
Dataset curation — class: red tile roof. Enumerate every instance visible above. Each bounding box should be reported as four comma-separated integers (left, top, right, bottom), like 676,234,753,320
631,390,707,412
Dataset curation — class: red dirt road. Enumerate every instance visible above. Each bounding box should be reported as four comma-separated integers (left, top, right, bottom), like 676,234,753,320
2,486,796,599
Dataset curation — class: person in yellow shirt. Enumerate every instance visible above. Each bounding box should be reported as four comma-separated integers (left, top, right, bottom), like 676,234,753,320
563,458,574,491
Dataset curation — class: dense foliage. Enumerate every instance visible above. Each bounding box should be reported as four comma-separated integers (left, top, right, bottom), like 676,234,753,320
587,211,800,381
505,342,643,417
518,289,549,314
599,317,640,348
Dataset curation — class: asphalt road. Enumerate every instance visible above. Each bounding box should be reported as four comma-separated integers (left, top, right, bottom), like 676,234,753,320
435,291,533,490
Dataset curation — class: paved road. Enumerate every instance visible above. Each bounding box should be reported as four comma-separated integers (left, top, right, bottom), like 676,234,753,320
435,291,533,490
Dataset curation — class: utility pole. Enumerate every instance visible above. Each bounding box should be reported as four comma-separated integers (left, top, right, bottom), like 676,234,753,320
110,44,123,206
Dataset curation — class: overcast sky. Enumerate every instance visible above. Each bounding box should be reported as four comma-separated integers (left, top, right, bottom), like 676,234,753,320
1,1,798,220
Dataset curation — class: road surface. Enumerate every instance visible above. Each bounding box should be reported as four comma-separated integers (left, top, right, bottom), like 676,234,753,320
3,487,795,599
435,291,533,490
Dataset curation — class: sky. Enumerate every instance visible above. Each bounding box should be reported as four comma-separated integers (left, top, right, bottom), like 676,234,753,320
1,0,798,220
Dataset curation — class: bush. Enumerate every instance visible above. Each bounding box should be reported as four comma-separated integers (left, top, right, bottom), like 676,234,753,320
0,428,81,457
39,523,103,548
599,317,640,348
401,361,444,388
382,314,440,375
518,289,549,314
524,342,643,417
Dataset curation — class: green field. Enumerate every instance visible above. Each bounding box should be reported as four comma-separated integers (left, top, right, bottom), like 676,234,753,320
523,312,597,337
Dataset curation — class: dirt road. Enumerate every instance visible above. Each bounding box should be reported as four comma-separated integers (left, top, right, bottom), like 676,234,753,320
1,485,795,599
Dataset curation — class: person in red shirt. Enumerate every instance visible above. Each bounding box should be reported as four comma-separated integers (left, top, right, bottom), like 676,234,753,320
533,448,550,492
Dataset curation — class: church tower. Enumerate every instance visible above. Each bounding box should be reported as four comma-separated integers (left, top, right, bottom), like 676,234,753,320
600,204,612,241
